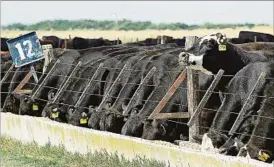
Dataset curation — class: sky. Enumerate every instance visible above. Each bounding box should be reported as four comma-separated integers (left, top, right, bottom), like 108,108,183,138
1,1,273,26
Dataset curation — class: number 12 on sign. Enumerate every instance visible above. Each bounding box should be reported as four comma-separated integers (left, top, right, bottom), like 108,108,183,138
15,40,35,60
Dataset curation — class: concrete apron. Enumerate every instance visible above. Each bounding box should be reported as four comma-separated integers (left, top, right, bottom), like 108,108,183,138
0,112,270,167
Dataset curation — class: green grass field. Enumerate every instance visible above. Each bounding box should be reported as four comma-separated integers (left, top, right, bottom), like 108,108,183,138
0,137,166,167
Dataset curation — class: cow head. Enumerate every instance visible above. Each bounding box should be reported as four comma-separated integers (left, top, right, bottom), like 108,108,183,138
180,33,230,74
67,105,90,127
201,131,228,151
19,95,40,116
2,93,20,114
42,102,66,122
88,105,101,130
121,114,144,137
218,137,245,156
103,108,124,133
67,106,79,126
142,119,168,141
238,145,273,163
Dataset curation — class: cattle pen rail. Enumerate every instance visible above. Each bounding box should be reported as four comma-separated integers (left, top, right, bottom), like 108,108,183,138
2,64,274,139
2,66,274,134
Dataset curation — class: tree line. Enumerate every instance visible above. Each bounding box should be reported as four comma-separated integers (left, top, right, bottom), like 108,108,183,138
2,19,268,31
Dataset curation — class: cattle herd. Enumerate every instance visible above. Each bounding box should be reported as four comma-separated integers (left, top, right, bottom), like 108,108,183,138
1,31,274,164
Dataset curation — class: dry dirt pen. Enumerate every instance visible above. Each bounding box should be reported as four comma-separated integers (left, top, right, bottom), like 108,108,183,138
1,112,270,167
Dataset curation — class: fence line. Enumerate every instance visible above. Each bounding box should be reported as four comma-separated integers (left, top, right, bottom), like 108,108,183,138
2,58,274,148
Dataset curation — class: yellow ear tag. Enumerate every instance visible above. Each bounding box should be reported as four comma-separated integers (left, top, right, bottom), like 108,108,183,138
51,112,59,119
218,44,227,51
258,151,270,162
32,104,39,111
80,118,88,124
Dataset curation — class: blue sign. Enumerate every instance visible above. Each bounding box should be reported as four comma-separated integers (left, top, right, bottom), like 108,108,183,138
7,32,44,67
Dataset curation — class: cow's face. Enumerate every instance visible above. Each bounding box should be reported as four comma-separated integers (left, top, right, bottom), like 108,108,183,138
79,111,89,127
2,94,19,114
238,145,273,163
88,105,101,129
42,103,63,122
19,95,39,115
180,33,228,74
121,114,144,137
104,111,124,133
142,119,167,140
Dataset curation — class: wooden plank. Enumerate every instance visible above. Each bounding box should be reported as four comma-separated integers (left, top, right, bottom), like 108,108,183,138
152,112,190,119
187,67,200,143
31,59,60,99
13,72,32,94
229,72,266,136
123,67,157,116
0,64,14,87
187,69,224,127
51,61,82,103
17,89,32,94
96,64,128,113
148,69,187,120
74,63,104,108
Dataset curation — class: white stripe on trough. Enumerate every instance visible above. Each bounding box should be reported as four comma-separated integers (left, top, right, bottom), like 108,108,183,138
0,112,270,167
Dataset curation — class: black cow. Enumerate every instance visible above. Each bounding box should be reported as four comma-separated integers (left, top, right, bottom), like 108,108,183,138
121,53,186,137
239,31,274,43
203,61,274,155
238,79,274,163
1,38,9,51
182,32,274,92
42,35,65,48
86,49,141,130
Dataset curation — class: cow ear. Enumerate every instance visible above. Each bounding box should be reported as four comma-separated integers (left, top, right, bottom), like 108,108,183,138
68,107,75,116
48,90,55,101
160,123,167,136
122,103,127,111
216,33,227,45
88,105,95,114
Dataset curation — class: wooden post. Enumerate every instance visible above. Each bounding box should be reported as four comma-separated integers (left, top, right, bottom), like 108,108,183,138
254,36,257,42
187,67,200,143
185,36,200,143
187,69,224,127
64,38,67,49
185,36,198,50
161,36,164,44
